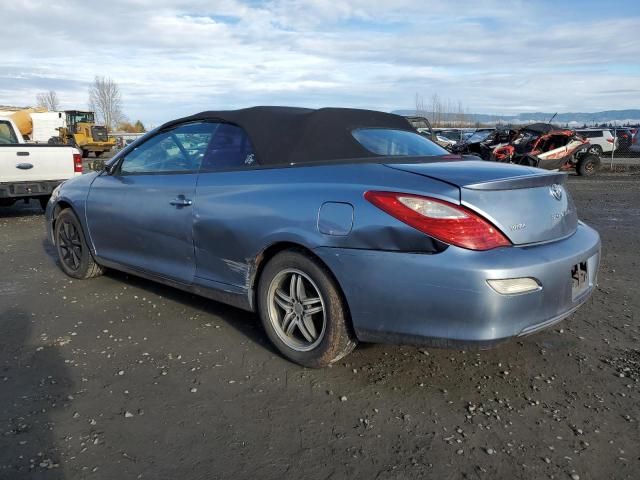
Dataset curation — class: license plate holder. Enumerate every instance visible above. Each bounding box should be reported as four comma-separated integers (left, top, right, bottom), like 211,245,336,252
13,184,41,195
571,261,589,300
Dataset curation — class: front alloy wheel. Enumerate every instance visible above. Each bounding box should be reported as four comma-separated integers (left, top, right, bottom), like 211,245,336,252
54,209,104,279
57,218,83,271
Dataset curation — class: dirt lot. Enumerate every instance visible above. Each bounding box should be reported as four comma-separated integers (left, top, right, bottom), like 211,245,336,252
1,175,639,480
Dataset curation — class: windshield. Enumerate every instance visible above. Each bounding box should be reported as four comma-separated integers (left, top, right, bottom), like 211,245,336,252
465,130,493,143
67,112,95,124
437,130,462,142
352,128,448,156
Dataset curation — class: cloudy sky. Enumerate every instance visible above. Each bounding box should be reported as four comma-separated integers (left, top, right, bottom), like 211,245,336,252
2,0,639,126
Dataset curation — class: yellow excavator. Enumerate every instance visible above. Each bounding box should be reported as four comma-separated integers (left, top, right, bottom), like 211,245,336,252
50,111,115,158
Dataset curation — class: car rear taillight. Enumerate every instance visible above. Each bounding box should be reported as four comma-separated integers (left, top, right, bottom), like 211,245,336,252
606,138,614,144
364,191,511,251
73,153,83,173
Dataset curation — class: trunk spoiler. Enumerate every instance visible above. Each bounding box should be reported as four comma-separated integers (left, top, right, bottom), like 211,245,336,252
464,172,568,191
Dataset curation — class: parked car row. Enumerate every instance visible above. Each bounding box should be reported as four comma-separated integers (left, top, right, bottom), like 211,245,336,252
419,124,638,156
632,129,640,154
435,123,600,176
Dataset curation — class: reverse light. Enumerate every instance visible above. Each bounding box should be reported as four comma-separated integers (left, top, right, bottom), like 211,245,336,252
364,191,511,251
73,153,83,173
487,278,541,295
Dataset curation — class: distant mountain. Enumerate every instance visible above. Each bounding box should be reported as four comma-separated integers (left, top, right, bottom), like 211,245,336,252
391,109,640,126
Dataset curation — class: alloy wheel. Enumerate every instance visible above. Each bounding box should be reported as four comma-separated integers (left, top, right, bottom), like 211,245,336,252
57,220,83,271
267,268,326,351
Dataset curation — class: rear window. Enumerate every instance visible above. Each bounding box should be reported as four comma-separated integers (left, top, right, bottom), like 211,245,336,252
0,120,18,144
352,128,448,157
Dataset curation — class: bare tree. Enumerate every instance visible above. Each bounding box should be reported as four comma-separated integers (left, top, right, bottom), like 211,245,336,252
88,76,124,131
415,92,476,127
430,93,442,127
36,90,60,111
415,93,428,117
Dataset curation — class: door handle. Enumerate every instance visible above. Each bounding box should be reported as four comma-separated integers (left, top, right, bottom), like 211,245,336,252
170,196,193,207
16,151,30,156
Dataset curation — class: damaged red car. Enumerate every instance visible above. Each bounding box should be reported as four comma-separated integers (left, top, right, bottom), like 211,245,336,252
491,123,600,177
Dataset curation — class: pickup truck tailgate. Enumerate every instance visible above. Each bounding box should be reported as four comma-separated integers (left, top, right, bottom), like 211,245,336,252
0,145,79,183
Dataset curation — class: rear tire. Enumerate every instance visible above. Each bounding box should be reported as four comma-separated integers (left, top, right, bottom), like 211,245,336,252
258,250,357,367
54,209,104,279
577,154,600,177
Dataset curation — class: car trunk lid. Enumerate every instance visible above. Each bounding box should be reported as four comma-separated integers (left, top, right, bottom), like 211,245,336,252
385,159,578,245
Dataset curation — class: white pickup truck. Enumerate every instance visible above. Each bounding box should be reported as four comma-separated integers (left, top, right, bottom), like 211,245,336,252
0,117,82,210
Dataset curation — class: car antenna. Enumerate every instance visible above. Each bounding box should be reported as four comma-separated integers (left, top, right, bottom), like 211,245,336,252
547,112,557,125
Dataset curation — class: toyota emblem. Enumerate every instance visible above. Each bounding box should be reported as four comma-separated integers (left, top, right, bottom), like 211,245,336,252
550,184,563,201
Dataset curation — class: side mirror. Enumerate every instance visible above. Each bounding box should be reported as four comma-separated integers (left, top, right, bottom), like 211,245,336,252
103,162,115,175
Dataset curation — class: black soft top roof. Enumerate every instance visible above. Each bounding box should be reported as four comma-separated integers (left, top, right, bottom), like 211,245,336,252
160,106,415,165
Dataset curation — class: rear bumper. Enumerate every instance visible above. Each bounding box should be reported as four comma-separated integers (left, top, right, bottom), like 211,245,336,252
0,180,63,199
314,222,601,347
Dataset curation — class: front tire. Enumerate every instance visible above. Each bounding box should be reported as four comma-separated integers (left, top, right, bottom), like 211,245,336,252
577,154,600,177
54,209,104,279
258,250,357,367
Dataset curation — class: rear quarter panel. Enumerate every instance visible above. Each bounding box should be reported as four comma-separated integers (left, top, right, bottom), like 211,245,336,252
192,162,459,287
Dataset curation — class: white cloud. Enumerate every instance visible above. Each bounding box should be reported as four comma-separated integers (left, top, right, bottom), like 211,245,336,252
0,0,638,125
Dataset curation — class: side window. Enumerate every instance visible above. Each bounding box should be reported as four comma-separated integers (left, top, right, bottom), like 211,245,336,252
201,123,256,171
119,122,215,174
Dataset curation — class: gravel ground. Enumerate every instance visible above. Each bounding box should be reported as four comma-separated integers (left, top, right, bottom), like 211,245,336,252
1,174,639,480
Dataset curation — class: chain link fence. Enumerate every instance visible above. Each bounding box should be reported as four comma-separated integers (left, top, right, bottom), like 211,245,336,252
608,126,639,167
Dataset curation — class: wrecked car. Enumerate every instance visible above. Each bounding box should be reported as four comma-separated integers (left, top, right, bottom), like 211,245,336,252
451,128,517,158
491,123,600,176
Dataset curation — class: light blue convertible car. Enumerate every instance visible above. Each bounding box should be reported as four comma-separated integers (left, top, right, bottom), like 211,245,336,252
46,107,600,367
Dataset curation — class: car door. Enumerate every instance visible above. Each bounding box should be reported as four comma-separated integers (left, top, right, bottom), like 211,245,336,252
192,123,260,287
86,122,216,284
